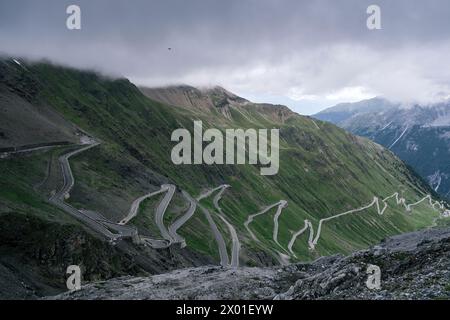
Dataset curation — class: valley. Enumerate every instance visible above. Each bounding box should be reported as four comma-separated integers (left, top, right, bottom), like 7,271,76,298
2,0,450,302
0,58,449,298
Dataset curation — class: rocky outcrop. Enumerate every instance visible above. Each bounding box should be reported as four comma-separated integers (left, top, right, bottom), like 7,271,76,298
50,226,450,300
0,212,214,299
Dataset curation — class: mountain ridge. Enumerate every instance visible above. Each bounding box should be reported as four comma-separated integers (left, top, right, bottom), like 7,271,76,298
1,57,448,298
314,98,450,199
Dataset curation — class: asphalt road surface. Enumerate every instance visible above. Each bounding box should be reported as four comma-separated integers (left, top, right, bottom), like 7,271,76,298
200,204,229,267
48,142,123,241
119,186,168,225
212,185,240,268
168,190,197,248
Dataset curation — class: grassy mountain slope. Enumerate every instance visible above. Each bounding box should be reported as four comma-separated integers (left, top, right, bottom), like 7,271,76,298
0,60,80,148
0,58,445,273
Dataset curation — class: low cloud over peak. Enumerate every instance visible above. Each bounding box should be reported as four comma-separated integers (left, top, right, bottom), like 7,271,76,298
1,0,450,114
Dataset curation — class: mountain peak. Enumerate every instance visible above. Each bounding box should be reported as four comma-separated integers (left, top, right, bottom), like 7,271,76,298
140,85,249,110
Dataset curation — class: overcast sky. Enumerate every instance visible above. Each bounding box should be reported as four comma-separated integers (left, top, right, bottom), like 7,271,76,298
1,0,450,114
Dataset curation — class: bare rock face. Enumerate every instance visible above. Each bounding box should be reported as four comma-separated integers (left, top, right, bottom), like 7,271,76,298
50,227,450,300
0,212,214,300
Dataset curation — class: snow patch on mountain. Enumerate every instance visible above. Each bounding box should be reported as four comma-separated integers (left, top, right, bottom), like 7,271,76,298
406,140,419,152
440,131,450,140
427,114,450,127
428,171,448,192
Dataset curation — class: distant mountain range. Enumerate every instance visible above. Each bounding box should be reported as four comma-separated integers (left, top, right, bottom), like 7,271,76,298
315,98,450,199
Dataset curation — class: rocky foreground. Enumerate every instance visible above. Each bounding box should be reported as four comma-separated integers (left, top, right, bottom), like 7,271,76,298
50,227,450,300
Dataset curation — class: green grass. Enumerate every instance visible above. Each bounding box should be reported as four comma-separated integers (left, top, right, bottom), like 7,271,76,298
0,147,80,224
130,195,164,237
1,60,447,265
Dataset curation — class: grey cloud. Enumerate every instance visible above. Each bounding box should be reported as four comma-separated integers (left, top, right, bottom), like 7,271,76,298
1,0,450,113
